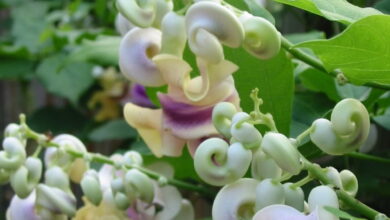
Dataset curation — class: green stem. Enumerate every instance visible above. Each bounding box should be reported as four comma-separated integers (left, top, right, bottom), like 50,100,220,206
249,88,279,132
295,126,313,146
346,152,390,164
290,175,313,189
281,37,390,90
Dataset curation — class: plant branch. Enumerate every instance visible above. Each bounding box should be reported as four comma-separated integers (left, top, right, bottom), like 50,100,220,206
346,152,390,164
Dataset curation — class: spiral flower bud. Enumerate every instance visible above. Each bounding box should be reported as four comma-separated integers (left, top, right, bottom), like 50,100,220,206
111,177,130,210
185,1,244,63
340,170,358,197
231,112,262,149
282,183,305,212
119,27,164,87
116,0,155,28
10,157,42,198
124,169,154,203
81,170,103,206
0,137,26,170
239,12,281,59
212,178,259,220
251,150,282,181
261,132,302,175
310,98,370,155
255,179,285,211
160,12,187,57
308,185,339,220
194,138,252,186
212,102,238,139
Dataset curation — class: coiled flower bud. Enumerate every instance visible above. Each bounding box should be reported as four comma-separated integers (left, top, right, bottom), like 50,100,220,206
340,169,358,197
194,138,252,186
261,132,302,175
239,12,281,59
212,178,259,220
231,112,262,149
0,137,26,171
310,98,370,155
10,157,42,198
185,1,244,63
212,102,238,139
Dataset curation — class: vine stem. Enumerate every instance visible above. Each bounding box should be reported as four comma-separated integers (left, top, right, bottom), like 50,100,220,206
346,152,390,164
281,37,390,90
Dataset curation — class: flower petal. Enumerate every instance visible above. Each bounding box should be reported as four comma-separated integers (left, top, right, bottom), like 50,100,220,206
7,191,41,220
253,204,320,220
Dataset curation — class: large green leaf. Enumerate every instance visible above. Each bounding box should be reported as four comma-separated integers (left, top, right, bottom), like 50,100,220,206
225,47,294,135
244,0,275,24
36,54,94,104
274,0,381,24
297,15,390,86
0,58,34,79
89,119,137,141
374,107,390,130
68,36,121,66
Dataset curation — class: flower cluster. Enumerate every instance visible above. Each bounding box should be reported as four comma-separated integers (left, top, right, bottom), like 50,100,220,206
116,0,281,157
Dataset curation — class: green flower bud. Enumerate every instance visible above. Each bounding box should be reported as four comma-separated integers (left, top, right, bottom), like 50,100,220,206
261,132,302,175
35,184,76,217
194,138,252,186
81,170,103,206
324,167,342,189
4,123,25,143
255,179,285,211
111,177,130,210
310,98,370,155
308,185,339,220
0,137,26,171
340,170,358,197
124,169,154,203
251,150,282,181
45,167,70,192
160,12,186,57
10,157,42,198
212,102,238,139
123,151,143,167
282,183,305,212
231,112,262,149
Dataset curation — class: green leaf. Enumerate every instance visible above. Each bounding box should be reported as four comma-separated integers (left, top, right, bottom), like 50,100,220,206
375,0,390,14
225,47,294,135
299,68,340,101
89,119,137,141
0,58,34,79
68,36,121,66
311,0,381,24
323,206,365,220
244,0,275,24
285,31,325,44
36,54,94,104
273,0,322,16
336,84,371,101
374,107,390,130
297,15,390,86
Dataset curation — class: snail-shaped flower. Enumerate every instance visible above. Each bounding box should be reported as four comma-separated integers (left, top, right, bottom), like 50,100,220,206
310,98,370,155
194,138,252,186
185,1,244,63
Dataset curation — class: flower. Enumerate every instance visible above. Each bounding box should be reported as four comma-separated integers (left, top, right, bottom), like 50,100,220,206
253,204,319,220
6,191,41,220
73,197,129,220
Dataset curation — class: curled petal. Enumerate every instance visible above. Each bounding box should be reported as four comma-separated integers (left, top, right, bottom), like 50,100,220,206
308,185,339,220
7,191,40,220
231,112,262,149
340,170,358,197
212,102,238,139
154,185,183,220
81,170,103,206
310,98,370,155
282,183,305,212
185,1,244,63
115,13,135,36
35,184,77,217
255,178,285,211
119,28,164,87
239,12,281,59
124,169,155,203
251,150,282,181
10,157,42,198
212,178,259,220
160,12,187,57
172,199,195,220
194,138,252,186
261,132,302,175
0,137,26,170
116,0,155,28
253,204,319,220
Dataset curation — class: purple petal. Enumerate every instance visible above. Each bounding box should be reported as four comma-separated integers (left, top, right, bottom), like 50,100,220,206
7,191,41,220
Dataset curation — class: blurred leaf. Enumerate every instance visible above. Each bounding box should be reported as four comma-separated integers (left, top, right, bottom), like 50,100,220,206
36,54,94,104
0,44,31,59
323,206,365,220
299,68,340,101
336,84,371,101
285,31,325,44
244,0,275,24
298,15,390,86
225,48,294,135
273,0,322,16
374,107,390,130
27,106,87,135
11,1,51,53
89,119,137,141
375,0,390,14
131,140,153,155
68,36,121,66
0,58,34,79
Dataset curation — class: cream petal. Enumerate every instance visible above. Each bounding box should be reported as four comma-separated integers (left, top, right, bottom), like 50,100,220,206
119,28,165,87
